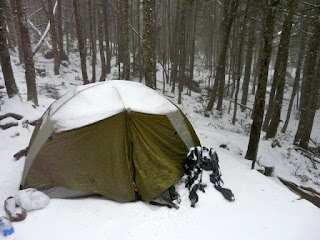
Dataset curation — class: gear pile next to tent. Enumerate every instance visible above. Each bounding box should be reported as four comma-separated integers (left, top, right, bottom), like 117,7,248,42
184,146,235,207
20,81,200,203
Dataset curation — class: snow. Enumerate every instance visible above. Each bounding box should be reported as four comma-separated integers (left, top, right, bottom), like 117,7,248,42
0,117,18,126
15,189,50,212
49,80,177,132
0,51,320,240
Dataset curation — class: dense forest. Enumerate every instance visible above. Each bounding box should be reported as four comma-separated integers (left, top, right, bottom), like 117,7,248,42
0,0,320,167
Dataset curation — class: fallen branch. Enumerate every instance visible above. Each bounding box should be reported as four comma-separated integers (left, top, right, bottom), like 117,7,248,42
310,138,320,148
293,146,320,166
0,122,18,130
278,177,320,208
32,1,58,56
0,113,23,121
28,19,51,49
229,99,252,111
300,186,320,197
13,147,29,161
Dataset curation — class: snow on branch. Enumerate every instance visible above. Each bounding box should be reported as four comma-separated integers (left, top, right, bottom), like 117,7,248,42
28,19,51,49
32,1,57,56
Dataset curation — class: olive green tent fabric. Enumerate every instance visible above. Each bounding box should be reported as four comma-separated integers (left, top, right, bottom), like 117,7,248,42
24,112,136,202
22,89,201,202
129,112,190,201
23,110,201,202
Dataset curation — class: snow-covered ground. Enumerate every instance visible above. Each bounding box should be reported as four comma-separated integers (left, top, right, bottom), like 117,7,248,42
0,53,319,240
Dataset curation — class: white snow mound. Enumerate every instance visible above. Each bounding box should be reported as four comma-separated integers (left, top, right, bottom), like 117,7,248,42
15,189,50,211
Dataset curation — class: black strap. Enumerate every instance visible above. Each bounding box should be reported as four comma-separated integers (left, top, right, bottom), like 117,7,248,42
214,185,235,202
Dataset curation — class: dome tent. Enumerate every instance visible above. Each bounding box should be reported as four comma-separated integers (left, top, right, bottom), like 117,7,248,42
21,81,200,202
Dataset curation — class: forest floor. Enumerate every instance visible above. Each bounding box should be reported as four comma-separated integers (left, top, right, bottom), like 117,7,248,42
0,52,320,240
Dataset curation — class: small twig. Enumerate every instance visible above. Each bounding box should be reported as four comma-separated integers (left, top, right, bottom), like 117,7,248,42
294,163,301,176
310,138,320,148
292,146,320,164
216,124,223,130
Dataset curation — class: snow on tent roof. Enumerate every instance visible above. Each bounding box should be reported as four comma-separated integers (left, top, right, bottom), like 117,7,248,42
47,81,177,132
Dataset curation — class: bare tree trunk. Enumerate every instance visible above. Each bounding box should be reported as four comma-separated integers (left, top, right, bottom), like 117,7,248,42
177,0,188,104
57,0,63,64
207,0,239,112
170,1,180,93
10,0,24,64
189,2,197,83
232,4,248,125
137,0,142,82
294,15,320,148
252,43,262,95
73,0,89,84
43,0,60,75
3,0,16,47
88,0,96,82
98,1,106,81
15,0,38,105
299,56,320,149
0,0,19,98
241,16,256,111
120,0,130,80
102,0,111,73
262,64,278,131
282,26,306,133
266,0,297,139
245,0,278,166
143,0,155,88
152,0,157,89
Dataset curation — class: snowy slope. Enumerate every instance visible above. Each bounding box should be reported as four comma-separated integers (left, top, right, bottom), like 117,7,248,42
0,54,320,240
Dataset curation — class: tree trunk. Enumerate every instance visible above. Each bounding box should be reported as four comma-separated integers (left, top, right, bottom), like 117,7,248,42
266,0,296,139
189,2,197,83
216,0,240,111
143,0,155,88
73,0,89,84
262,63,278,131
88,0,96,82
102,0,111,73
120,0,130,80
282,22,307,133
57,0,63,64
207,0,239,112
245,0,278,165
152,0,157,89
295,16,320,148
137,0,142,82
10,0,24,64
170,1,180,93
232,4,248,125
299,62,320,149
45,0,60,75
0,0,19,98
241,16,256,111
3,0,16,47
252,43,262,95
98,0,106,81
177,1,188,104
15,0,38,105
